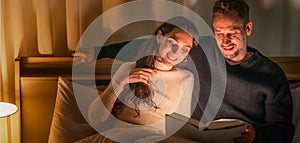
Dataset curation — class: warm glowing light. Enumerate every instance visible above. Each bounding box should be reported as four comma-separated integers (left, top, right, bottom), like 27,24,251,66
0,102,18,118
292,0,300,11
261,0,278,9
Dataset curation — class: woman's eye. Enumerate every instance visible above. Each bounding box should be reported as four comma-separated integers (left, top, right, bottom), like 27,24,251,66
167,39,176,46
182,48,189,53
180,46,190,53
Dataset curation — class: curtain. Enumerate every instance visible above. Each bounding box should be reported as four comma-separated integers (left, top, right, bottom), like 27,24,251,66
0,0,106,101
281,0,300,55
185,0,300,56
0,0,167,115
0,0,120,142
0,1,156,142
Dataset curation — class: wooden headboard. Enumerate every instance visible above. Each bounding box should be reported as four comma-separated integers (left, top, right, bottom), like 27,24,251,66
269,57,300,82
14,56,300,143
14,57,113,143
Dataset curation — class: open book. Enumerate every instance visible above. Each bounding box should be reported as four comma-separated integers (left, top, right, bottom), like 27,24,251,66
166,112,247,143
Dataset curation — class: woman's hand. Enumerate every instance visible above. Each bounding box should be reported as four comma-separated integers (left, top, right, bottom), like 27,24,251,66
71,49,94,66
233,123,256,143
119,63,157,89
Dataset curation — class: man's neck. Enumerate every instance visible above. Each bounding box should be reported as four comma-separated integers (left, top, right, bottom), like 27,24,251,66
226,52,254,65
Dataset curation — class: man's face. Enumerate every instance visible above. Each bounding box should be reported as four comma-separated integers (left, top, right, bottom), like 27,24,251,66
213,15,252,63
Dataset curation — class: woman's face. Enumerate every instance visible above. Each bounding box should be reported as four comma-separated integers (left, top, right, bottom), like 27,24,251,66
157,28,193,67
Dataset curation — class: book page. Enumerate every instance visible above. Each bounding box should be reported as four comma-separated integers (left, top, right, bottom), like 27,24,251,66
207,118,246,130
166,113,247,143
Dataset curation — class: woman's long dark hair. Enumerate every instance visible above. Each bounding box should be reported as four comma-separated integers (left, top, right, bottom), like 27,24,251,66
113,16,198,117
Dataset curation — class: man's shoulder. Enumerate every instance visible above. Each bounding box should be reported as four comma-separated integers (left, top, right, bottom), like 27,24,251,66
96,38,148,60
251,47,287,80
256,51,282,71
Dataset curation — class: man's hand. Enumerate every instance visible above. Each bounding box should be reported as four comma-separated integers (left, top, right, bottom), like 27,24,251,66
71,49,94,66
233,123,255,143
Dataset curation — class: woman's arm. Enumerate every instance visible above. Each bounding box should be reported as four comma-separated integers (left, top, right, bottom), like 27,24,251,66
88,62,132,124
175,69,195,117
88,62,157,124
88,81,123,124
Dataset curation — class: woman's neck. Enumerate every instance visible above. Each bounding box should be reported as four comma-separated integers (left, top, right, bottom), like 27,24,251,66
154,59,173,71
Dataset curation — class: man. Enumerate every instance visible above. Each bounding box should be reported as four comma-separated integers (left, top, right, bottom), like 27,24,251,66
197,0,294,142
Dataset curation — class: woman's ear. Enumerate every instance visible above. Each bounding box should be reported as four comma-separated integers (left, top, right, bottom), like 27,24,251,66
156,30,163,42
245,21,253,36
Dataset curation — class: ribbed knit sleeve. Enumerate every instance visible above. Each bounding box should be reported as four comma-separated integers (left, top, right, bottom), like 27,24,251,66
212,47,294,143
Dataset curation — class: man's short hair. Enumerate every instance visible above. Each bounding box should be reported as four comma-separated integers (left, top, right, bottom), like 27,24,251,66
213,0,250,24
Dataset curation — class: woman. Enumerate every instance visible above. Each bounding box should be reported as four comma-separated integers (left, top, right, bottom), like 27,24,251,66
84,16,199,143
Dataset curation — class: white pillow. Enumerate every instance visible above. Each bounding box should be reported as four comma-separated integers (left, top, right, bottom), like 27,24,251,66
291,82,300,143
48,76,98,143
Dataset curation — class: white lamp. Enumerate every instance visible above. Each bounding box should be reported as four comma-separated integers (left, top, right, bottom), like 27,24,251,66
0,101,18,143
0,102,18,118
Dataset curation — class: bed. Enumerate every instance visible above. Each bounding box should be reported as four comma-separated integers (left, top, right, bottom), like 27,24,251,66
14,56,300,143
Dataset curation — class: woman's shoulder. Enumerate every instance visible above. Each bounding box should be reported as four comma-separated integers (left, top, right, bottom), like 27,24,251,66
176,68,193,75
176,68,194,81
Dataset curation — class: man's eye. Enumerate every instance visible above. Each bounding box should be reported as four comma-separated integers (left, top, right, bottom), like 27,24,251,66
216,33,223,37
229,33,238,38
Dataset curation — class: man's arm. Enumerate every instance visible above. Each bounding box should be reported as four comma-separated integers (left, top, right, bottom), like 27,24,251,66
95,39,146,61
254,77,294,143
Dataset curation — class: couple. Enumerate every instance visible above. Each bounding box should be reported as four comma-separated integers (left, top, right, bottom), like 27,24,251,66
77,0,294,142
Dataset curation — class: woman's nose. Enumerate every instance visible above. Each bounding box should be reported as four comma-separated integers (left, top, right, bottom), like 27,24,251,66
172,45,179,53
